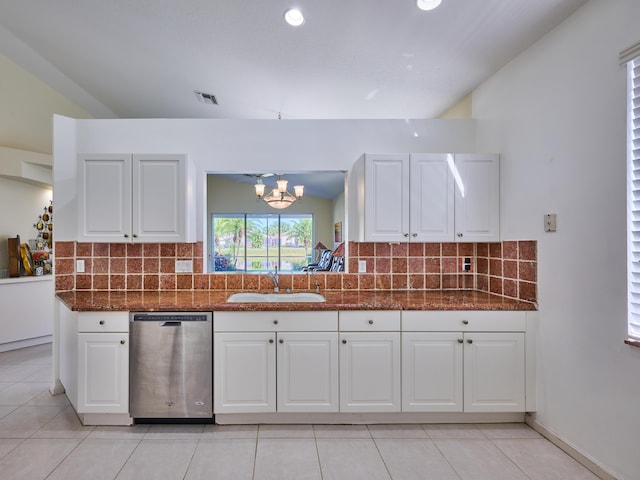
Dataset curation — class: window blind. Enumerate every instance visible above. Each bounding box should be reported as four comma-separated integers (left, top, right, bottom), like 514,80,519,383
628,57,640,339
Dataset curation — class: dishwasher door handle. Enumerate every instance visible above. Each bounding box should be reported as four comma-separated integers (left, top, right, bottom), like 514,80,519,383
161,321,182,327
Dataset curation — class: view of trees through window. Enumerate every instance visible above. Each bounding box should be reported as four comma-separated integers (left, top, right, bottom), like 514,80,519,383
212,214,313,272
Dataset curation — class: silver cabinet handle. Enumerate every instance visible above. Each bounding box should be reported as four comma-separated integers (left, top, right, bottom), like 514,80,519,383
269,339,274,344
368,320,374,325
124,234,129,238
99,320,105,325
132,234,138,238
457,233,463,238
273,320,278,325
342,339,347,344
279,339,284,344
403,233,409,237
457,339,463,343
462,320,469,325
467,339,473,344
120,340,126,345
412,233,417,237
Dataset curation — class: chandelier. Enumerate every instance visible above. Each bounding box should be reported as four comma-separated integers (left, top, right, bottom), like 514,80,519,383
255,175,304,209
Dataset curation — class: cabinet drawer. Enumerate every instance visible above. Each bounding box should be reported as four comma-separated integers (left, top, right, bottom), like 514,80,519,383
77,312,129,333
339,311,401,331
214,311,338,332
402,311,526,332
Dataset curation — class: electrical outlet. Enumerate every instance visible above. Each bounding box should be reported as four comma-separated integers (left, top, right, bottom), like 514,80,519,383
462,257,472,272
76,259,85,273
358,260,367,273
175,259,193,273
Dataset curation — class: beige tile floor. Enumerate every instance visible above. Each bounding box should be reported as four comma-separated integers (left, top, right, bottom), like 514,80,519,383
0,343,601,480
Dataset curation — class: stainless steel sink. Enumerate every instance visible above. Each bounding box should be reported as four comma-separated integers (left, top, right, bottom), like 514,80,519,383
226,292,326,303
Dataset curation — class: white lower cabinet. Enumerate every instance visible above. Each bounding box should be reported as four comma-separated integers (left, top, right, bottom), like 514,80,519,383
57,301,130,419
338,310,402,412
212,309,533,417
402,332,463,412
213,312,339,414
463,332,525,412
277,332,339,412
402,311,528,413
77,332,129,413
339,332,401,412
214,332,276,413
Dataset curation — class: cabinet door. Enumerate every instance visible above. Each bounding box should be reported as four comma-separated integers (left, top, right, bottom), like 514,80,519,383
132,154,187,242
214,332,276,413
402,332,463,412
364,154,410,242
464,332,525,412
339,332,401,412
277,332,339,413
78,154,132,242
454,154,500,242
77,333,129,413
410,154,455,242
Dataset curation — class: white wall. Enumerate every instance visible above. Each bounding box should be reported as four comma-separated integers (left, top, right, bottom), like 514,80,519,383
473,1,640,478
53,117,477,244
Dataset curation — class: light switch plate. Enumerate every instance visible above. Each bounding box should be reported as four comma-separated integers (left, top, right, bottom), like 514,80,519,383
175,259,193,273
358,260,367,273
544,213,557,232
76,259,85,273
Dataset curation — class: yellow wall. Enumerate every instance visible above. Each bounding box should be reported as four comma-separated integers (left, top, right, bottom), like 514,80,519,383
0,53,92,154
438,93,473,119
0,54,91,271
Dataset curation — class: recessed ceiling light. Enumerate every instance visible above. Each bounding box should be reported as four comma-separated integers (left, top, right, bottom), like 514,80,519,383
416,0,442,11
284,8,304,26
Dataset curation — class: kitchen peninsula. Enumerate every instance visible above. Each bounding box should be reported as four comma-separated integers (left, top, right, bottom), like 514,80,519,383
56,286,536,426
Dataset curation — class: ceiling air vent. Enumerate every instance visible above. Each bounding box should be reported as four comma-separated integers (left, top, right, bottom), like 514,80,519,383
194,91,218,105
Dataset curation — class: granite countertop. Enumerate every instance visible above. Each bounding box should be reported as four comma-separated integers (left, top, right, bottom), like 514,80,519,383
56,289,536,312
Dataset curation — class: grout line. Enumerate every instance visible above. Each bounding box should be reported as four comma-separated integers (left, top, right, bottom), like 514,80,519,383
313,431,325,480
370,434,398,480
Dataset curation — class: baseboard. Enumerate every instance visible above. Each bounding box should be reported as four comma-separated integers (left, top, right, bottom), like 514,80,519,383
0,335,51,352
79,413,133,426
525,414,618,480
215,411,525,425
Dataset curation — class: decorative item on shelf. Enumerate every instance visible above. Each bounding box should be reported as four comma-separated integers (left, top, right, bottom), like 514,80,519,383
20,243,34,275
254,174,303,209
33,200,53,249
30,200,54,274
7,235,21,278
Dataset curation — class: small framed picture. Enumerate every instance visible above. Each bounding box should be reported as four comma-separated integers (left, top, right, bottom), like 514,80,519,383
334,221,343,243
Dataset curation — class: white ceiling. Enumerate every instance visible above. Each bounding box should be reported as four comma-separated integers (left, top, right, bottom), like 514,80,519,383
0,0,587,120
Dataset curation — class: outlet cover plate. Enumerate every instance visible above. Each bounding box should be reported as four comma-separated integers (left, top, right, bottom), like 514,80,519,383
175,259,193,273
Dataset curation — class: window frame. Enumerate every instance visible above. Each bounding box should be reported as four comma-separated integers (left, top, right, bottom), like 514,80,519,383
626,49,640,345
211,212,314,273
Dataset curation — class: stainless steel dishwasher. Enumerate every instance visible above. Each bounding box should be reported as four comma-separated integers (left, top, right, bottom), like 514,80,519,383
129,312,212,420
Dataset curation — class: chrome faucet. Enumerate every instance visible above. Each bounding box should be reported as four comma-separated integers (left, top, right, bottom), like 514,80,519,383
267,266,280,292
308,271,321,293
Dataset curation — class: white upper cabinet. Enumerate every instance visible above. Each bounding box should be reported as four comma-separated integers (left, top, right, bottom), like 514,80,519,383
362,154,410,242
410,154,455,242
349,153,499,242
454,154,500,242
78,153,195,243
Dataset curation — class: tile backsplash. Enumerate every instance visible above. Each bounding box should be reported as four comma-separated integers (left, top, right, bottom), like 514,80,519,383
54,240,537,303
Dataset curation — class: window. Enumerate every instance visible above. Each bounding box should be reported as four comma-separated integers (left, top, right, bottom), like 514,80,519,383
212,213,313,272
626,50,640,341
